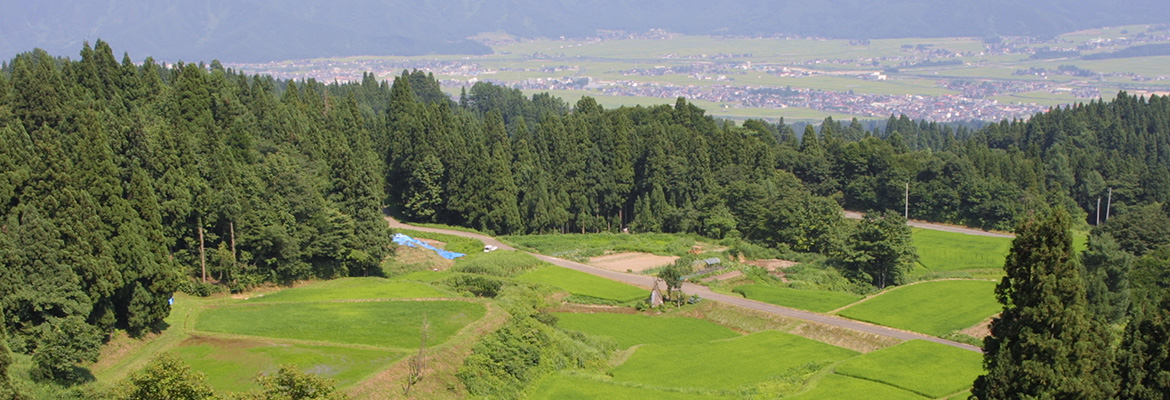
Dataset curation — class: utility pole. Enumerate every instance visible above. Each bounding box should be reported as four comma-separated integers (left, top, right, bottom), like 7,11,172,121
1095,197,1101,226
904,182,909,220
1105,188,1113,222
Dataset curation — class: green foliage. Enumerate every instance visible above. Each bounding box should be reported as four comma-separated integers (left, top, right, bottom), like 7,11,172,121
1095,202,1170,256
553,313,739,348
457,314,615,398
972,209,1117,399
115,353,216,400
237,364,348,400
842,210,918,288
31,316,103,382
0,309,23,400
450,251,544,278
517,266,647,303
609,331,858,391
833,340,982,398
196,301,484,348
732,285,862,313
838,280,999,337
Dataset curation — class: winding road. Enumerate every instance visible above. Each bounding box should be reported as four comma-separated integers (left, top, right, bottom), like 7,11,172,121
387,216,983,353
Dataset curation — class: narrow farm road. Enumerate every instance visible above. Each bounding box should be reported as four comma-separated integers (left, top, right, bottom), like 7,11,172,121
385,215,982,353
843,210,1014,238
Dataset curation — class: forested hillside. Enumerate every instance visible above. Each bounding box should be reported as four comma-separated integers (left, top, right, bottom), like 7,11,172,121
3,41,1170,386
0,42,388,381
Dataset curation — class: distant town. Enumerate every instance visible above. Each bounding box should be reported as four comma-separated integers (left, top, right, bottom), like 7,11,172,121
228,27,1170,122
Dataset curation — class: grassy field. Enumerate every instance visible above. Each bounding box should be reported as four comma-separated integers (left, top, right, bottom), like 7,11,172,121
554,313,739,348
788,373,927,400
837,280,999,336
529,373,737,400
501,232,696,261
911,228,1012,273
609,330,858,390
244,278,453,303
196,300,485,348
833,340,982,398
171,337,403,392
517,266,647,302
732,285,863,313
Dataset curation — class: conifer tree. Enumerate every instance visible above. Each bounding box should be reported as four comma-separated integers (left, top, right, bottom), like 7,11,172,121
972,208,1116,399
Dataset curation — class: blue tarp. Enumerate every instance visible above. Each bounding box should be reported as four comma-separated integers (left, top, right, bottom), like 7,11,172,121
392,233,466,260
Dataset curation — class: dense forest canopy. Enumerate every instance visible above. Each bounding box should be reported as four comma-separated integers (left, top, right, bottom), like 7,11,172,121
4,0,1170,62
2,41,1170,387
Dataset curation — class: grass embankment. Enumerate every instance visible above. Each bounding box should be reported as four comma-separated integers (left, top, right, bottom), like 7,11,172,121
243,278,453,303
517,266,647,303
732,285,864,313
502,232,697,261
833,340,983,398
836,280,999,337
554,313,739,348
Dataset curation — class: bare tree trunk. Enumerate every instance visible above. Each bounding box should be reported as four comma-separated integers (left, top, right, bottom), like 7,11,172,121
230,220,237,282
198,215,206,283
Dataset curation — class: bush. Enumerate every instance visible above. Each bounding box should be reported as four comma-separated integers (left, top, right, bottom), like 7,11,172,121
441,274,508,298
179,280,225,297
450,251,544,277
32,316,102,382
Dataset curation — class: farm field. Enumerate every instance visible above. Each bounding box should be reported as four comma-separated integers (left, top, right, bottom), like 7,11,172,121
609,330,859,390
517,265,647,302
529,373,737,400
833,340,983,398
788,374,927,400
196,300,485,348
836,280,999,337
911,227,1012,274
554,313,740,348
171,337,403,392
732,284,863,313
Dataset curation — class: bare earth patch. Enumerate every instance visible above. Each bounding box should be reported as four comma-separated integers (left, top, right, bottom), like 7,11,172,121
589,252,678,273
700,270,744,282
960,315,996,339
393,240,456,271
743,259,798,282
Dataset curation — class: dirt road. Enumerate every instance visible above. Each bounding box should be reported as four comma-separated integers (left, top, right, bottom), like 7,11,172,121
843,211,1014,238
386,215,981,353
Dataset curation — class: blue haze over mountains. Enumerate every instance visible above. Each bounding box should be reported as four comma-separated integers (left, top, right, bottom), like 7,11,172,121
2,0,1169,63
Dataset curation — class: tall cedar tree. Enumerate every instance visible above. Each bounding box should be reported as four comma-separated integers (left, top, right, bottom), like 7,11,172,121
972,209,1116,399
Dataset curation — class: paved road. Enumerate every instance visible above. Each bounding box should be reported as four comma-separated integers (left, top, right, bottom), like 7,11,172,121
843,211,1014,238
386,215,982,353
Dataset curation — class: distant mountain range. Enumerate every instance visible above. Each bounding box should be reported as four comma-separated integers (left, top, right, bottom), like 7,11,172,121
3,0,1168,63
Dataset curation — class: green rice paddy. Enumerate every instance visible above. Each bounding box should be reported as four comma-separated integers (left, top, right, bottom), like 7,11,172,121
837,280,999,336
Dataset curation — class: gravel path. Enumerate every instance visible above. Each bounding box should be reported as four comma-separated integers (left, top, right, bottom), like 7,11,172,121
843,211,1014,238
386,215,981,353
